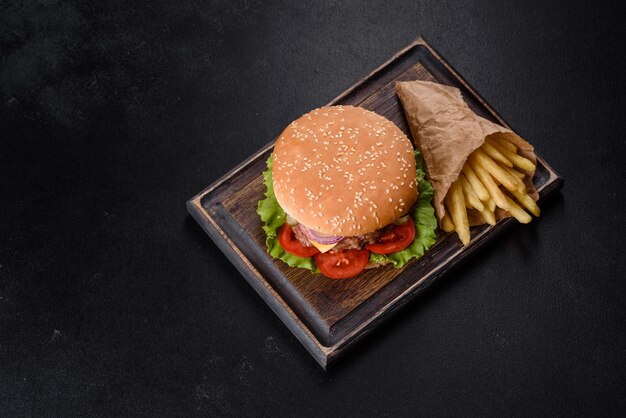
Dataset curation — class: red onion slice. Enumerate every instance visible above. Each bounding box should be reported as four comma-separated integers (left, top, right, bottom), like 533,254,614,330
296,224,343,245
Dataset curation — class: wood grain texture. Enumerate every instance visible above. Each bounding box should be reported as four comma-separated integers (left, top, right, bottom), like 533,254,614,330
187,38,564,368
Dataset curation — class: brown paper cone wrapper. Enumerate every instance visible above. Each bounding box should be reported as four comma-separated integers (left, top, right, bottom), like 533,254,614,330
396,80,538,226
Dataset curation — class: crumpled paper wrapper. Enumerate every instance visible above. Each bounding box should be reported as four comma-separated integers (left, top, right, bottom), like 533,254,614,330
396,80,538,225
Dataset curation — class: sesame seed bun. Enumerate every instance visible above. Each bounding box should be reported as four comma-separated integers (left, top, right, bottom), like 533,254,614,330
272,105,418,236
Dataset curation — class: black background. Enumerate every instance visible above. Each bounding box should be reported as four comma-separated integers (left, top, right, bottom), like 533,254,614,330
1,1,625,416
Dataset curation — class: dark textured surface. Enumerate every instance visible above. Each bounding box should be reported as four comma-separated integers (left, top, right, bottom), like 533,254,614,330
1,1,624,416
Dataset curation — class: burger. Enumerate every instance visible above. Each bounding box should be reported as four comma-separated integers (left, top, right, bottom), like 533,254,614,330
257,105,436,279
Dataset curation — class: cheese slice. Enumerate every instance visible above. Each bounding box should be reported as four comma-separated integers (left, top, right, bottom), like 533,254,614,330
309,240,337,253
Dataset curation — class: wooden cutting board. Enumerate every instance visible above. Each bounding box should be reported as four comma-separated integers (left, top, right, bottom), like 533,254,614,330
187,38,563,369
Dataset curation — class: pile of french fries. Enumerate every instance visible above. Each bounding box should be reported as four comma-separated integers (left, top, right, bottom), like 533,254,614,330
440,135,540,245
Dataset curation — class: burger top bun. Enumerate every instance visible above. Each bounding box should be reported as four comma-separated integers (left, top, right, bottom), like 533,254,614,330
273,105,417,236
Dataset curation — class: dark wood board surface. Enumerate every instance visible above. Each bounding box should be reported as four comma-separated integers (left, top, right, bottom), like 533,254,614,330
187,38,563,368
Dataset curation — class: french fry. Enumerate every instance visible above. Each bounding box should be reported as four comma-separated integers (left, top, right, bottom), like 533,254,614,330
470,149,525,192
505,166,526,180
502,193,532,224
460,174,484,212
488,139,536,173
440,213,455,232
461,164,489,202
491,136,517,153
463,192,473,210
485,198,496,212
481,142,512,167
445,180,470,245
469,160,510,211
510,189,541,217
481,207,496,225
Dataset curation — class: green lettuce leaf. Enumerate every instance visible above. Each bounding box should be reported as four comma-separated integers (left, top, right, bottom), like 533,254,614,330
257,150,437,271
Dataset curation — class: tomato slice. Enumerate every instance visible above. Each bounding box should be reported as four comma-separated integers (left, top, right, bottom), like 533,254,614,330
278,224,320,257
365,220,415,255
314,249,370,279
